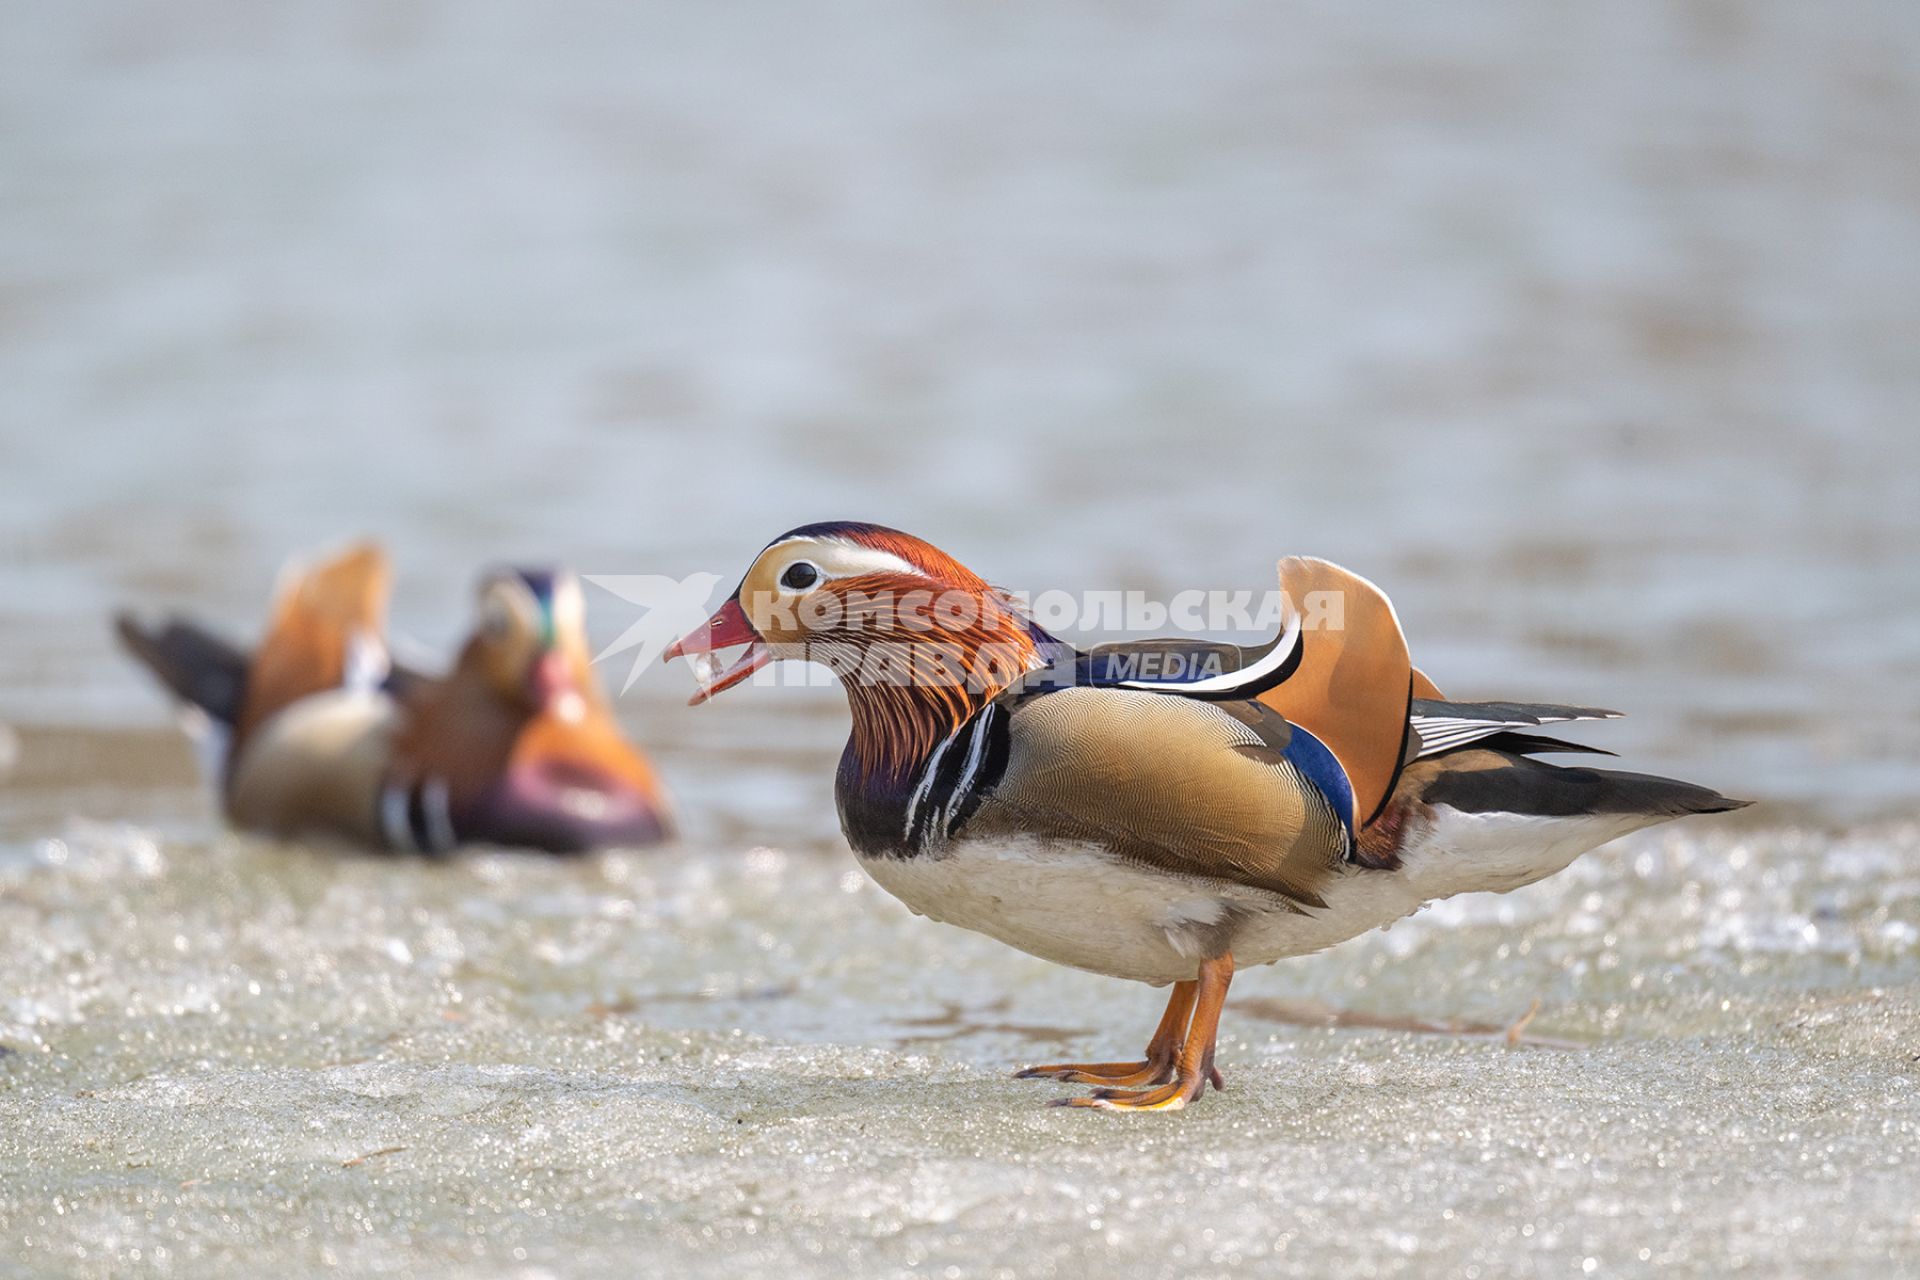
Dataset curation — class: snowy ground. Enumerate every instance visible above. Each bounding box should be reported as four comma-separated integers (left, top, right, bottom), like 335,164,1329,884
2,804,1915,1277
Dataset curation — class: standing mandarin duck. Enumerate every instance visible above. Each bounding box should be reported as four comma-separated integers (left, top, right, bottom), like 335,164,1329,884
116,542,672,854
667,522,1746,1112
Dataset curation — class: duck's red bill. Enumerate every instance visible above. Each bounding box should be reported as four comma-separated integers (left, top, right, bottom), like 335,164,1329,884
664,597,770,705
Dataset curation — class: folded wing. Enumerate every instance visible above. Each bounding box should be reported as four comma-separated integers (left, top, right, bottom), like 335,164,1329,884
966,687,1351,910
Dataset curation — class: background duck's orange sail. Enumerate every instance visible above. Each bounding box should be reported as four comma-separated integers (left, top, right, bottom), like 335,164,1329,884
237,542,391,747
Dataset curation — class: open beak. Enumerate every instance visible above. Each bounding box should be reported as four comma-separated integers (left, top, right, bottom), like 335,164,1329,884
663,597,771,706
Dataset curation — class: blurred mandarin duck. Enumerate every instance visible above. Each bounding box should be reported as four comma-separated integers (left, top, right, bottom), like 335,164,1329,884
116,542,671,854
667,521,1746,1112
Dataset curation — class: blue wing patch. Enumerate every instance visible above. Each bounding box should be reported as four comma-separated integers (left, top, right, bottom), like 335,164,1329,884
1281,723,1355,837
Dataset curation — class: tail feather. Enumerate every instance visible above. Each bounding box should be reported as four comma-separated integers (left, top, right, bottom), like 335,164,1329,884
1473,730,1617,759
115,613,250,725
1412,698,1622,725
1419,751,1751,820
1409,699,1622,760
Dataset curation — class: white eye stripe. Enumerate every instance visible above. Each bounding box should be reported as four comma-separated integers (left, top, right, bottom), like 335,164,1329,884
762,538,923,584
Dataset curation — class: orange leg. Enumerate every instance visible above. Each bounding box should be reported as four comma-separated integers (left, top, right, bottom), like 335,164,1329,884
1014,980,1198,1088
1055,953,1234,1112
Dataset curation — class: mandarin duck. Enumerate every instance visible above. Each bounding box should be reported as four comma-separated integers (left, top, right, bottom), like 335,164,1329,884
667,522,1746,1112
116,542,671,854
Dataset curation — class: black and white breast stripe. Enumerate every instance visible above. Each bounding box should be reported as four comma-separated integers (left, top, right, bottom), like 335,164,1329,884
378,776,459,855
902,704,1009,851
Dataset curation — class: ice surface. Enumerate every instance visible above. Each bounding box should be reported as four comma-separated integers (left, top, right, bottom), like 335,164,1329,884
2,820,1916,1277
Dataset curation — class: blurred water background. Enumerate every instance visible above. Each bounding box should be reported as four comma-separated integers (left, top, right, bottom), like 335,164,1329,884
3,3,1918,1276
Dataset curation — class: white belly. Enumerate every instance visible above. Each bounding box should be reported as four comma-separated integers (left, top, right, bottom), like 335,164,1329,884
858,836,1428,985
857,805,1656,986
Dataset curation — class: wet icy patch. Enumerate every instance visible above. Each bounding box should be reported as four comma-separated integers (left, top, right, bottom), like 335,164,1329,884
1,821,1916,1277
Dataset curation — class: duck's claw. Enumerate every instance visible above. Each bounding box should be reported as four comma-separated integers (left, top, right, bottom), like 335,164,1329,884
1015,979,1198,1090
1050,1079,1194,1111
1013,1057,1175,1088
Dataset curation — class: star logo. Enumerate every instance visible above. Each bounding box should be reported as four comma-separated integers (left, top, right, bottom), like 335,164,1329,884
583,572,727,694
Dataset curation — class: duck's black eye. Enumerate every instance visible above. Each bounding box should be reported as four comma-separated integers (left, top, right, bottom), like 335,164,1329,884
780,561,821,591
